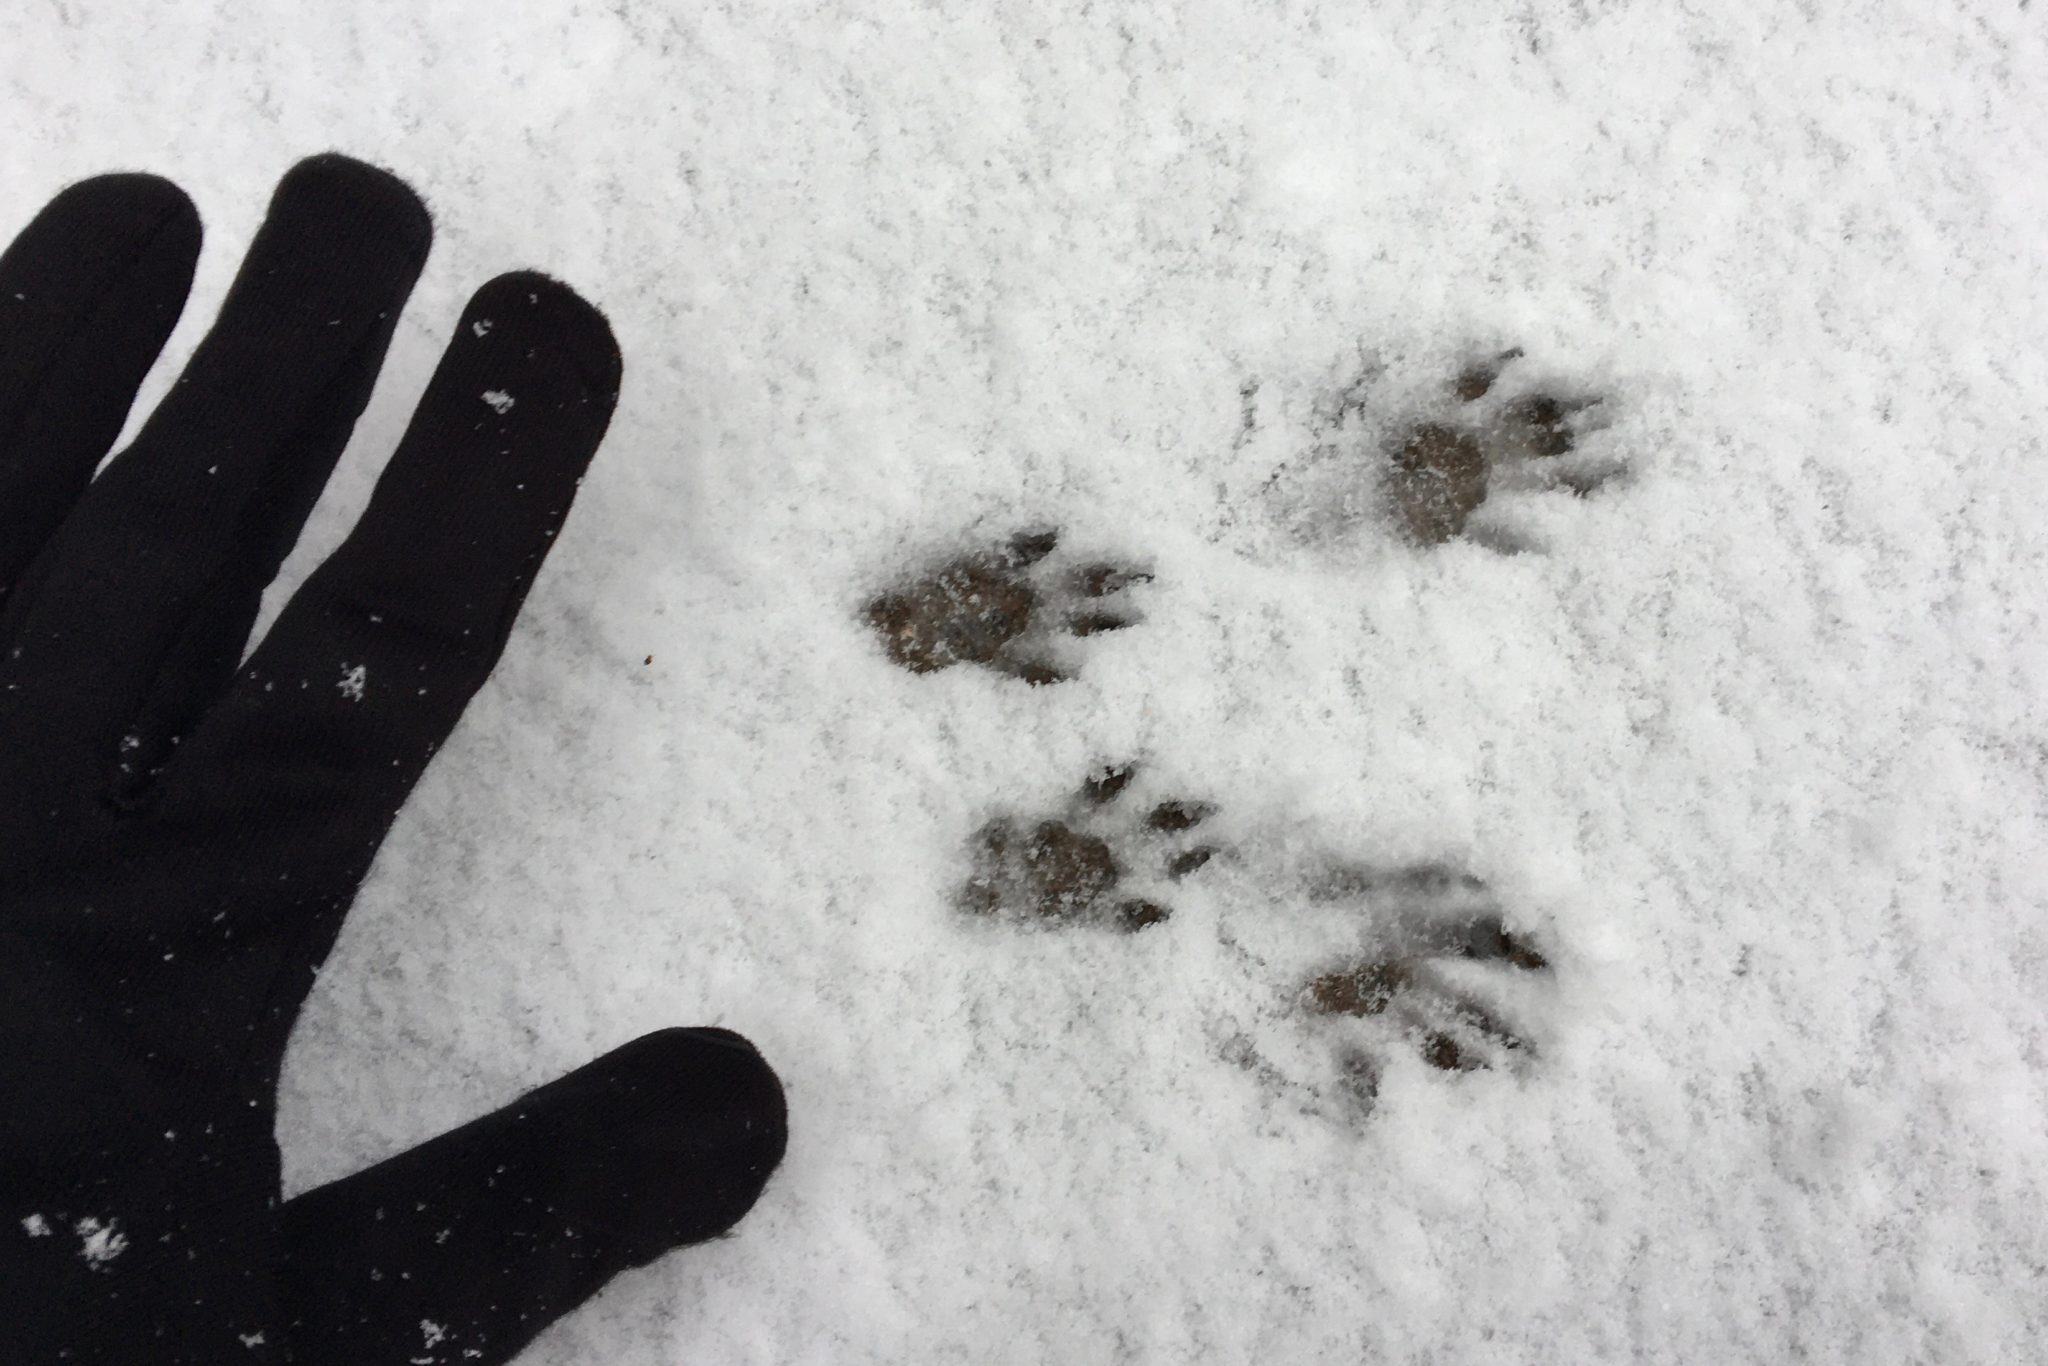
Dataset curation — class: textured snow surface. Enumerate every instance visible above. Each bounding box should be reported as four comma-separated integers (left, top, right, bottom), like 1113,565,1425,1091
5,2,2046,1362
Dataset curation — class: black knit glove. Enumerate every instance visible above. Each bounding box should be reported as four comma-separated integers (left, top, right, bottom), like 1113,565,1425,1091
0,155,787,1365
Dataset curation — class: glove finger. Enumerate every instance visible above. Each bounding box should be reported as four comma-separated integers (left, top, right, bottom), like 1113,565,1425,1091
0,172,200,612
159,272,619,846
0,154,430,807
280,1028,787,1366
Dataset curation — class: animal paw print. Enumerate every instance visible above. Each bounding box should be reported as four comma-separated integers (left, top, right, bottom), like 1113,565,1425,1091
866,530,1149,684
959,762,1219,931
1301,864,1548,1085
1385,348,1615,546
1214,859,1555,1119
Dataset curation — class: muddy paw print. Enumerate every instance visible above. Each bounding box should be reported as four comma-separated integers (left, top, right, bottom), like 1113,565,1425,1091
1387,348,1613,546
960,763,1219,931
866,530,1149,684
1299,862,1551,1106
1211,858,1556,1119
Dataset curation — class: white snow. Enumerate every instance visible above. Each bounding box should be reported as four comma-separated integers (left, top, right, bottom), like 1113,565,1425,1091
3,2,2044,1362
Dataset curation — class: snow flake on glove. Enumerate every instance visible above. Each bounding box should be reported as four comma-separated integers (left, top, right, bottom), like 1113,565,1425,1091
74,1216,129,1269
17,1211,130,1268
408,1316,454,1363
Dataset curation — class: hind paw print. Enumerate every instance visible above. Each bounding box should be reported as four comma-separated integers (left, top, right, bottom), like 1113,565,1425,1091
866,529,1149,684
960,762,1220,930
1387,348,1617,546
1309,868,1550,1110
1215,859,1555,1119
1303,909,1548,1082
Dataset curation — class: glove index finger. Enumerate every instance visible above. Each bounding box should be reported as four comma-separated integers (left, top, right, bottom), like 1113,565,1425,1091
162,272,622,833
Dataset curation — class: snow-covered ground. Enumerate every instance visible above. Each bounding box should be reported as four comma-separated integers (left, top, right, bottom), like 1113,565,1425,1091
6,2,2045,1360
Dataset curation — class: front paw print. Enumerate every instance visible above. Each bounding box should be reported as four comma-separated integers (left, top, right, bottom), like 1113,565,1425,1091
866,529,1149,684
960,762,1219,931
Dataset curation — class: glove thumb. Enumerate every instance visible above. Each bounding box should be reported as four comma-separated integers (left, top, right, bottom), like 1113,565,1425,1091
279,1028,786,1366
